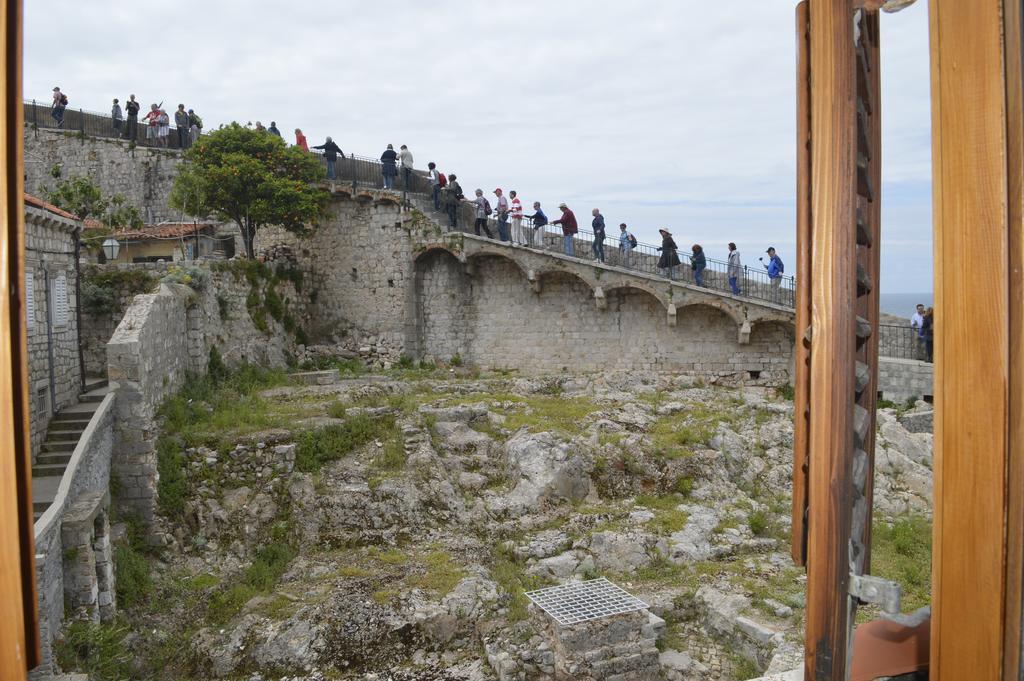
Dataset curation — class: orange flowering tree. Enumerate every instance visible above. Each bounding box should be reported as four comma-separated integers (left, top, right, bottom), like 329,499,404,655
170,123,328,258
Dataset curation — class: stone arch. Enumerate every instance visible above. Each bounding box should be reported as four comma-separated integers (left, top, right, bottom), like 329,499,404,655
677,299,746,329
414,244,462,267
747,308,796,327
535,267,597,296
602,282,670,311
411,247,471,362
466,250,531,280
750,319,797,343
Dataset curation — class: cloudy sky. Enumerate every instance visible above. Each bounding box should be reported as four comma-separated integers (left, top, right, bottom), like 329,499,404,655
24,1,933,293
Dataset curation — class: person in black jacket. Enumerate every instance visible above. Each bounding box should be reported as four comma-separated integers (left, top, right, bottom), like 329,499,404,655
124,95,140,141
657,229,680,280
691,244,706,286
380,144,399,189
312,137,345,180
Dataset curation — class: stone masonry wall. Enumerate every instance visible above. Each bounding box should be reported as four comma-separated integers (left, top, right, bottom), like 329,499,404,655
417,252,794,383
878,357,934,404
24,128,182,223
25,207,82,461
256,193,419,357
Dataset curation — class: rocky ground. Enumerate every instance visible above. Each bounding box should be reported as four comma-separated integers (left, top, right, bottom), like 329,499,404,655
60,366,934,680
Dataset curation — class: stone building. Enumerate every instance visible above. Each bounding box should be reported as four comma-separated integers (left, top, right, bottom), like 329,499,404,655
87,221,231,264
24,194,82,459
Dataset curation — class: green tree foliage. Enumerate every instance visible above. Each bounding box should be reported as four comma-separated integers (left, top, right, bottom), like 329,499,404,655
45,176,143,231
170,123,329,258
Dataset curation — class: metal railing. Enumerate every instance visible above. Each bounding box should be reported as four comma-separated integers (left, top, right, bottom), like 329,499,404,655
878,323,931,362
25,99,198,149
25,98,798,308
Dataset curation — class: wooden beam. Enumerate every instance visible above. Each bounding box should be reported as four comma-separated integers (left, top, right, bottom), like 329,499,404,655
0,0,35,675
791,0,812,568
804,0,858,678
929,1,1013,678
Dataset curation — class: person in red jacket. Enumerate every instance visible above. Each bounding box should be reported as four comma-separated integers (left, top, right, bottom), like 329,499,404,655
551,203,578,257
294,128,309,152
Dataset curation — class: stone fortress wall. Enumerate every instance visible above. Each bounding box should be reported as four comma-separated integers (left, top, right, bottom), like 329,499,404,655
24,128,183,223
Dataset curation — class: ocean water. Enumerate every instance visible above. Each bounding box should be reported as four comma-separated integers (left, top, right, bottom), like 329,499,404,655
879,292,933,318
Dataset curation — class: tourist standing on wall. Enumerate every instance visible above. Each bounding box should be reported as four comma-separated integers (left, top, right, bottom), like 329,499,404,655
174,104,190,148
509,191,524,245
312,137,345,180
474,189,494,238
268,122,282,138
727,243,742,295
552,203,578,257
913,303,929,358
494,188,509,242
618,224,636,268
111,98,123,134
124,95,140,141
691,244,706,286
525,202,547,248
657,229,680,280
188,109,203,144
294,128,309,152
157,107,171,148
399,145,414,190
381,144,399,190
255,121,266,132
428,162,443,210
760,247,784,302
143,103,161,145
51,87,66,128
591,209,606,263
444,174,462,228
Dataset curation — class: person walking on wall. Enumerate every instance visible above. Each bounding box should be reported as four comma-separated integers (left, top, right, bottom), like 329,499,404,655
111,98,123,134
312,136,345,180
124,95,140,141
760,246,785,303
294,128,309,152
618,223,636,268
51,87,67,128
591,208,607,263
381,144,399,190
174,104,190,148
188,108,203,145
727,242,742,295
268,121,282,138
494,188,510,242
509,191,524,245
474,189,494,238
525,201,547,248
399,145,414,190
428,162,443,210
157,107,171,148
657,228,680,280
691,244,706,286
552,203,578,257
444,174,463,229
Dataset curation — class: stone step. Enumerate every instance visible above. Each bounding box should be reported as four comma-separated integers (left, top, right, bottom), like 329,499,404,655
47,426,87,439
83,377,109,392
32,462,68,478
53,403,99,420
31,476,62,514
78,392,106,404
42,442,77,454
36,452,72,467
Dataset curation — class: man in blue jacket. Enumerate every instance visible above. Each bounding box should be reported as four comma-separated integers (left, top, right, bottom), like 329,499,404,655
761,247,785,303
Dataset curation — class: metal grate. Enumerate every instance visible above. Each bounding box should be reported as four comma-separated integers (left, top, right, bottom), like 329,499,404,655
525,578,649,626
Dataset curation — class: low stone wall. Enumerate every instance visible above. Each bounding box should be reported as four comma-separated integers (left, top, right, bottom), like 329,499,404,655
31,392,115,677
878,357,934,403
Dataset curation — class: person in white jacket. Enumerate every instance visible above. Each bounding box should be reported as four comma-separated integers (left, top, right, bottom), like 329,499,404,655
727,242,742,295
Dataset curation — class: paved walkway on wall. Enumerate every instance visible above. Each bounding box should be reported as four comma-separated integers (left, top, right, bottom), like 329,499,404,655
32,377,109,521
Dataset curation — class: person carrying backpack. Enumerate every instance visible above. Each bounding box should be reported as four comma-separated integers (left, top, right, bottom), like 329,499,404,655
51,87,66,128
443,174,462,229
760,246,785,303
473,189,494,238
618,224,635,269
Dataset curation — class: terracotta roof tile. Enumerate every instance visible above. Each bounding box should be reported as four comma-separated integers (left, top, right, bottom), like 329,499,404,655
23,193,80,221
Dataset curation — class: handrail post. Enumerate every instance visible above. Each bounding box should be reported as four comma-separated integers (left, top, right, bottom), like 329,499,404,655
79,108,84,142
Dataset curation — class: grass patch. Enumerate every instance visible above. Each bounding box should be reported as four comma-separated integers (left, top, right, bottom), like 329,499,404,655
412,550,465,596
491,548,552,623
865,514,932,618
635,494,690,535
54,619,133,679
441,392,602,437
207,520,298,625
748,510,769,537
295,413,398,473
649,401,737,459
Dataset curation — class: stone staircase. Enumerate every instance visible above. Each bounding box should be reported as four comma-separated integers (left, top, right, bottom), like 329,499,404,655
32,377,110,522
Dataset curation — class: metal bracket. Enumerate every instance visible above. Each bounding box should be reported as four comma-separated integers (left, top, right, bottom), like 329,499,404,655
849,573,931,628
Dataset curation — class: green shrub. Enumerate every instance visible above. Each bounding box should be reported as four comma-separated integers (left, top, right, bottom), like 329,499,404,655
295,414,396,472
776,384,795,401
450,353,462,367
672,476,694,497
264,285,284,322
397,354,414,369
748,510,769,537
54,620,133,679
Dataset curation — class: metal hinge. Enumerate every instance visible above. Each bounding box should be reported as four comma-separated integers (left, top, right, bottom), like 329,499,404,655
849,573,931,627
